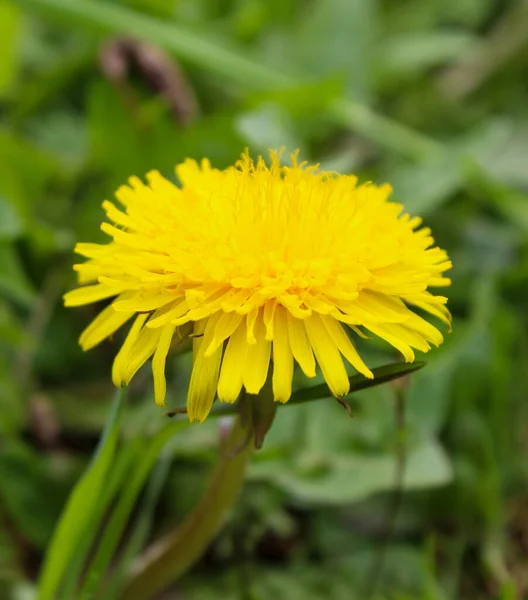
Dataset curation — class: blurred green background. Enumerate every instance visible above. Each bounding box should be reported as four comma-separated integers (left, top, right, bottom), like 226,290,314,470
2,0,528,598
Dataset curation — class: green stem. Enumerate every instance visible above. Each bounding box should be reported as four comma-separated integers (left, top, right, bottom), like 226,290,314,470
329,99,442,160
119,416,252,600
362,387,407,599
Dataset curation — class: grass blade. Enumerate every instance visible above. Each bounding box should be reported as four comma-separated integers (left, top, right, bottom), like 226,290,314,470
119,417,251,600
78,421,191,600
18,0,439,159
58,438,145,600
288,361,427,405
17,0,291,90
101,441,178,600
37,387,126,600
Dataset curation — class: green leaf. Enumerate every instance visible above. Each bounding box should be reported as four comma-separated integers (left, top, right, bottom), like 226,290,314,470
484,125,528,189
18,0,440,160
0,299,27,346
18,0,291,90
465,164,528,234
236,104,301,154
0,0,20,97
13,49,95,121
288,361,426,406
247,76,344,117
292,0,377,100
57,438,146,600
0,442,67,548
124,0,175,18
0,129,64,241
119,417,252,600
0,195,23,240
249,439,451,505
36,388,126,600
78,420,191,600
379,31,475,78
0,243,36,306
247,361,451,506
101,439,178,600
87,80,145,178
388,119,512,216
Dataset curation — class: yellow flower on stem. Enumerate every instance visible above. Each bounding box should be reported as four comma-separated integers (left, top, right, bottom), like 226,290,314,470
64,150,451,422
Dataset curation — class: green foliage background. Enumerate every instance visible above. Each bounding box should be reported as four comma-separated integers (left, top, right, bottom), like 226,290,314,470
2,0,528,598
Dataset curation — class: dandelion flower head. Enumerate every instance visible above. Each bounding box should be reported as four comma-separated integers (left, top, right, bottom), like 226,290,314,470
64,150,451,421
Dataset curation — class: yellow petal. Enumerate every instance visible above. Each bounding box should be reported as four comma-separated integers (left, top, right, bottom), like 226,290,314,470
406,314,443,346
217,321,248,403
102,200,136,230
349,291,409,323
64,284,119,307
263,300,277,341
191,318,207,355
303,294,336,314
272,306,293,402
112,313,149,387
100,223,148,248
407,298,452,330
350,325,370,339
122,327,163,384
286,311,316,378
74,243,108,259
305,313,350,397
246,307,259,344
152,324,175,407
320,315,373,379
172,302,225,326
146,300,189,328
243,313,271,395
79,304,134,350
429,277,451,287
366,323,415,362
113,292,177,312
74,262,101,284
187,316,222,421
376,322,431,353
221,288,251,311
205,311,243,357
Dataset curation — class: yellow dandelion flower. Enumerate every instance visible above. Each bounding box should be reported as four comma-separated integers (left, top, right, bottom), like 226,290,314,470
64,150,451,422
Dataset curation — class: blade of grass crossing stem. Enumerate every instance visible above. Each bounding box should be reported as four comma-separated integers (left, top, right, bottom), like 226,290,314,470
58,438,146,600
101,441,179,600
173,361,428,421
288,361,426,405
79,421,192,600
119,417,252,600
17,0,290,90
18,0,440,160
37,387,126,600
